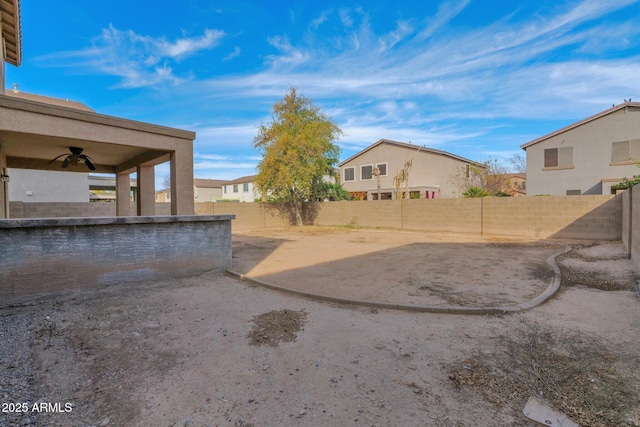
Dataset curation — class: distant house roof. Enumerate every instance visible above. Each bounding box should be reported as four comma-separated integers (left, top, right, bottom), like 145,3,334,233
194,178,230,188
225,175,256,185
520,101,640,149
4,89,94,112
338,139,485,168
1,0,22,66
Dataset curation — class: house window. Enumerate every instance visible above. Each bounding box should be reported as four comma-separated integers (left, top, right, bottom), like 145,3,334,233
566,190,581,196
343,167,355,182
243,183,249,192
465,164,470,179
375,163,387,176
361,165,373,180
544,147,573,168
612,140,640,164
233,184,238,193
223,186,227,194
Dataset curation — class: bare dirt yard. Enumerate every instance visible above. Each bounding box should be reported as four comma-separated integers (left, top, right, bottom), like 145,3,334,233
2,227,640,427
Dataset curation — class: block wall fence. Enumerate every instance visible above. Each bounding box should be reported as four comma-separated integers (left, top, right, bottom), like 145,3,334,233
10,194,623,241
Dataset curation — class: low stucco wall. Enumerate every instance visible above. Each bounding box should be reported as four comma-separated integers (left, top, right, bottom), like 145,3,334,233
0,215,234,301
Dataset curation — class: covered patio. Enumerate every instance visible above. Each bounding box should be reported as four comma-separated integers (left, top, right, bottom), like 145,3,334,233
0,94,196,218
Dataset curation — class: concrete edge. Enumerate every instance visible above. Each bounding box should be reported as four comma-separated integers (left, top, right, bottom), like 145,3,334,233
226,245,571,316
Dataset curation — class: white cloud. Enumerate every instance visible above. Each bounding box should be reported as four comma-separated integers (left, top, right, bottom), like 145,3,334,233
35,25,225,88
223,46,241,61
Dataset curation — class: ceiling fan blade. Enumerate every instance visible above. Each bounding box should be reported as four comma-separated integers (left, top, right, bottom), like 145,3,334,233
61,156,71,168
82,156,96,171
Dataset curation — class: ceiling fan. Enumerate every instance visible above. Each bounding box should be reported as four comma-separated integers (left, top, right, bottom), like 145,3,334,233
50,147,96,171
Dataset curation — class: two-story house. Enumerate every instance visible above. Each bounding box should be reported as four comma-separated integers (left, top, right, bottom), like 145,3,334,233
522,101,640,195
339,139,485,200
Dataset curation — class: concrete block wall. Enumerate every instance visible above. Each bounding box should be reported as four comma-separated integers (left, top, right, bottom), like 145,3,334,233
8,195,623,242
402,199,482,234
314,200,404,229
627,186,640,271
0,215,234,300
10,201,173,218
483,195,621,240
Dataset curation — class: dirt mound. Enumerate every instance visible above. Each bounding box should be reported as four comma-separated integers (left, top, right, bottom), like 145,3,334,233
247,309,306,347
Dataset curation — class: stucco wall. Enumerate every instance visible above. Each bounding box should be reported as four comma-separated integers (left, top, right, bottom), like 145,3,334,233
8,169,91,202
0,215,234,300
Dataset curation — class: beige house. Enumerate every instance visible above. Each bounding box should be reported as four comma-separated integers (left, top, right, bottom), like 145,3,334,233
156,178,230,202
0,0,196,218
222,175,259,202
521,101,640,196
339,139,485,199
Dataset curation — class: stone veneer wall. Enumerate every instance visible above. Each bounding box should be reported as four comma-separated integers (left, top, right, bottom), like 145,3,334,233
0,215,234,300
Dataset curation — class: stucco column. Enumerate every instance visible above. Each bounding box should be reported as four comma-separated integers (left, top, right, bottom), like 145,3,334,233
0,147,9,218
115,172,131,216
137,164,156,216
170,149,194,215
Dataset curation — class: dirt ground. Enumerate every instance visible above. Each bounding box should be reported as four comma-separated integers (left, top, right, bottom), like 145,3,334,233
1,227,640,427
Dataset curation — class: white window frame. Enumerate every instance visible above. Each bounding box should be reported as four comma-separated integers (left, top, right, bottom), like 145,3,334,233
243,183,249,192
233,184,239,193
343,167,355,182
361,164,374,181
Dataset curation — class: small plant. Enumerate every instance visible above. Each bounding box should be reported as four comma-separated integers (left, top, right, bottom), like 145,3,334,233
463,187,488,198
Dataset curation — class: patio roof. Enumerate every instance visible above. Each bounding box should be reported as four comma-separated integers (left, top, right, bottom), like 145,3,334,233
0,94,194,174
0,0,21,66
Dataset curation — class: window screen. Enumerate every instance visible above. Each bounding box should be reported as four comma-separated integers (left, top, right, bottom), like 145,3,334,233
361,165,373,180
545,147,573,168
343,167,355,181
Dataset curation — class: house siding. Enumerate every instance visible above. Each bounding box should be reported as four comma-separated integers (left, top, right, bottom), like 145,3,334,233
340,141,477,199
525,107,640,196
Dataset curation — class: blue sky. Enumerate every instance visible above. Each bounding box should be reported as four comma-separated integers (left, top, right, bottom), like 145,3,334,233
7,0,640,182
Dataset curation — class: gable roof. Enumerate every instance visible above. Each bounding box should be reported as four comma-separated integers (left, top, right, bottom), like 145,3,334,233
194,178,230,188
338,138,484,167
4,89,94,112
1,0,21,66
225,175,256,185
521,101,640,149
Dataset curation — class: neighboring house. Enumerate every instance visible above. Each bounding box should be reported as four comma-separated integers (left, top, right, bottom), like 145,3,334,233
193,178,230,201
9,171,137,202
156,178,230,202
222,175,259,202
338,139,485,199
486,173,526,197
521,101,640,195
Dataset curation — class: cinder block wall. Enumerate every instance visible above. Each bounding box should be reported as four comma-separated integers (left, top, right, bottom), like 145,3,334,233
209,196,621,241
9,195,623,241
0,216,233,300
10,202,173,217
402,199,482,234
483,195,621,240
628,186,640,271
